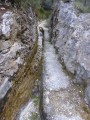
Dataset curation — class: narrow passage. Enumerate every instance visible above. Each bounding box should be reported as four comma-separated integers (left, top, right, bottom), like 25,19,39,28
42,21,90,120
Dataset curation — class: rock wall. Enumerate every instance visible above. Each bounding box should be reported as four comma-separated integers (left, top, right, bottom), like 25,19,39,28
0,7,42,120
50,0,90,107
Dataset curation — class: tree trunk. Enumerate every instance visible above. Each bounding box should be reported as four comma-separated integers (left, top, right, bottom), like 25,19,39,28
83,0,87,6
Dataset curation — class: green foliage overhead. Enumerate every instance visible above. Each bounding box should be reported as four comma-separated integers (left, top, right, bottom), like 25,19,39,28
75,0,90,13
20,0,52,19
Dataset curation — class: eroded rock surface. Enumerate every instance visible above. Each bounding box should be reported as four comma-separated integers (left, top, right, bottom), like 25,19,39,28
50,0,90,107
0,6,39,120
42,21,90,120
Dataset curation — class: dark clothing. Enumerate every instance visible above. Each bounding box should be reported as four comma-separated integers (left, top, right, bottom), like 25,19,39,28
39,27,44,36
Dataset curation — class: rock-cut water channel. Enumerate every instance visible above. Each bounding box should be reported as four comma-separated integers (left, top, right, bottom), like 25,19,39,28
17,20,90,120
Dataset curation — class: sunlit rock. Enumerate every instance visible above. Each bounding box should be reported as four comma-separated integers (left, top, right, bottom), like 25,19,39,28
50,0,90,107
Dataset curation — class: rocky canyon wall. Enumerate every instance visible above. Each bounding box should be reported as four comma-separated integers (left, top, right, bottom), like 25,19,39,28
0,7,41,120
50,0,90,107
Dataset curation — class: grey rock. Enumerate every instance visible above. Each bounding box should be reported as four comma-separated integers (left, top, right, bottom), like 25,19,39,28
42,21,90,120
50,0,90,106
0,7,36,112
0,77,12,99
85,86,90,107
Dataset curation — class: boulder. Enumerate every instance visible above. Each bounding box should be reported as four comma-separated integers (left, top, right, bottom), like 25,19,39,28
0,6,36,116
50,0,90,107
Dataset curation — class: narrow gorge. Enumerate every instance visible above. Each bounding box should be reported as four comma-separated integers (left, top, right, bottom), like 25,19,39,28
0,0,90,120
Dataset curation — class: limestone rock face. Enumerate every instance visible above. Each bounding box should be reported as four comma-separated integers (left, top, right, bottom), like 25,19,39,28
0,7,36,113
50,0,90,106
1,11,19,39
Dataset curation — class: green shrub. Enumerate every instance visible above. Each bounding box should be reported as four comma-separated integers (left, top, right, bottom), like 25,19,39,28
20,0,52,19
75,0,90,13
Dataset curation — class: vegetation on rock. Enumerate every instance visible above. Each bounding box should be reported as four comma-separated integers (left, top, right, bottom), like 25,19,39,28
21,0,53,19
75,0,90,12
